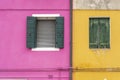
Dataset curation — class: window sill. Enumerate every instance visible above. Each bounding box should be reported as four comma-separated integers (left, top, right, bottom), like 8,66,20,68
32,48,60,51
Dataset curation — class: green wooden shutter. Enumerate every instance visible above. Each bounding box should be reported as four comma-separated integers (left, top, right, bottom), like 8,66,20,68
106,18,110,48
55,17,64,48
89,18,99,48
99,18,110,48
26,16,37,48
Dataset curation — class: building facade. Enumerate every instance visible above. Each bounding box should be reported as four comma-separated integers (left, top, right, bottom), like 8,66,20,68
73,0,120,80
1,0,120,80
0,0,70,80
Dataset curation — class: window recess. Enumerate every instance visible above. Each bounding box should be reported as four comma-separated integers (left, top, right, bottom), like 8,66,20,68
26,14,64,51
89,17,110,49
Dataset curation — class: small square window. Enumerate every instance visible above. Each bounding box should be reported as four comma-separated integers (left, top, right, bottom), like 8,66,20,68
89,17,110,49
26,14,64,51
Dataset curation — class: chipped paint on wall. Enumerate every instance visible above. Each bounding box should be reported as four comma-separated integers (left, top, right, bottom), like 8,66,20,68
73,0,120,9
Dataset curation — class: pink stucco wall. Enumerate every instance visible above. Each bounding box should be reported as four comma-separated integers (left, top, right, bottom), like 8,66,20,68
0,0,69,9
0,0,70,80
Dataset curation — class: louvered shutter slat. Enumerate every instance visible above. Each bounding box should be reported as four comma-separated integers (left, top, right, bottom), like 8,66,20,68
55,17,64,48
26,16,37,48
105,18,110,48
99,18,110,48
89,18,98,48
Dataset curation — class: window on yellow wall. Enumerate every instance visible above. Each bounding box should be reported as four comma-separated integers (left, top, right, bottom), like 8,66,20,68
89,17,110,49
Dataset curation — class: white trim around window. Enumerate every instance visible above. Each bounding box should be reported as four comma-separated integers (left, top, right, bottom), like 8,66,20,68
32,14,60,17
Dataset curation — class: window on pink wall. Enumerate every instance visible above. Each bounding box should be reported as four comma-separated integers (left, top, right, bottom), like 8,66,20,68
26,14,64,51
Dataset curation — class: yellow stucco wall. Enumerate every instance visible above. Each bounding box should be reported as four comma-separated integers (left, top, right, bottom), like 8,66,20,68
73,10,120,80
73,72,120,80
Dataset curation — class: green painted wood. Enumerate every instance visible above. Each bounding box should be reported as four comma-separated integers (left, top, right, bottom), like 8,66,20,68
99,18,110,48
89,18,98,48
26,16,37,48
89,18,110,49
55,17,64,48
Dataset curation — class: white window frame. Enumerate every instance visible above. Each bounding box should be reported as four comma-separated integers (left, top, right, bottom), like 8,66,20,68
31,14,60,51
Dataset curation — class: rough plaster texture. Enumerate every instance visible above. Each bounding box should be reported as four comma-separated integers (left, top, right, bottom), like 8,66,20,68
74,0,120,9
